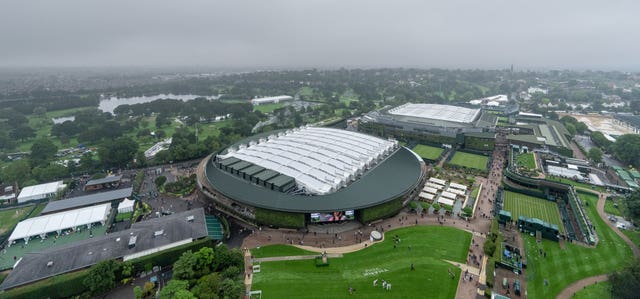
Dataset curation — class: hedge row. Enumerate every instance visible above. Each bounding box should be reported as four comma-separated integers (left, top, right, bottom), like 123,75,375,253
128,237,215,274
255,208,305,229
0,268,90,299
358,197,403,223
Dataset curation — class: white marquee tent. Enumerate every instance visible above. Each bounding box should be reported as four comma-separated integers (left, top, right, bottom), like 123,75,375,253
117,198,135,213
437,197,455,206
8,204,110,244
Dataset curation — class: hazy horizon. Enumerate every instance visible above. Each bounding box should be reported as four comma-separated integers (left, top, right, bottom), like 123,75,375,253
1,1,639,71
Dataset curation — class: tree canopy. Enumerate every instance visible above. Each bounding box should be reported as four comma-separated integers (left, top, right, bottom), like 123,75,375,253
609,258,640,299
610,134,640,168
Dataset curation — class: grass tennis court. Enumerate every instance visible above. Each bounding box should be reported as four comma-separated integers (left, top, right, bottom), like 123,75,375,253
448,151,488,170
503,191,563,232
251,226,470,299
411,144,444,160
524,192,632,299
516,152,536,170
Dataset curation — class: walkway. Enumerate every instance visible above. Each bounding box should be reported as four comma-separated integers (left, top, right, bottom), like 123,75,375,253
254,253,342,263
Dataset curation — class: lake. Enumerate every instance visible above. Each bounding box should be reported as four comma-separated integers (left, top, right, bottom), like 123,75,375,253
98,94,221,114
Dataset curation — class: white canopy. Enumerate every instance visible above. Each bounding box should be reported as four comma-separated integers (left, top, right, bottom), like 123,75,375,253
428,177,447,186
17,181,65,203
419,192,435,200
446,188,466,196
425,182,443,190
422,186,438,194
438,197,455,206
118,198,135,213
8,204,110,244
449,182,467,191
440,191,457,200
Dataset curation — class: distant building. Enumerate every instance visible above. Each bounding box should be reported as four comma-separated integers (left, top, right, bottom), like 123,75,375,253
250,95,293,106
527,87,548,95
17,181,66,204
144,138,172,159
84,175,122,191
360,103,497,151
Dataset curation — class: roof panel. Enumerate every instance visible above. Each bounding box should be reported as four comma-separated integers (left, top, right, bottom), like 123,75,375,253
388,103,481,124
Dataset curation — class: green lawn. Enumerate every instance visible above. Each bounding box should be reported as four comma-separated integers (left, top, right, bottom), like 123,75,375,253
251,226,470,299
572,281,612,299
252,244,317,258
546,177,605,192
448,152,488,170
523,192,633,299
0,206,32,235
503,191,564,232
253,102,286,113
603,198,623,217
516,153,536,170
622,230,640,249
412,144,444,160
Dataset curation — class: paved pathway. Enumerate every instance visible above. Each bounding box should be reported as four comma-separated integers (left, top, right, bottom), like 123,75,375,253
254,253,343,263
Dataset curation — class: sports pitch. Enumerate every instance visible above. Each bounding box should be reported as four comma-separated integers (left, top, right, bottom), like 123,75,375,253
411,144,444,160
251,226,471,299
449,152,488,170
502,191,564,233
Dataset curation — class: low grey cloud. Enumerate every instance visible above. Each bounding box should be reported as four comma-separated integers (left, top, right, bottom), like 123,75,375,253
0,0,638,70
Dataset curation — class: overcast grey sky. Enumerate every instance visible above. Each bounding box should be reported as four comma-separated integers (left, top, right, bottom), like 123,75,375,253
1,1,638,70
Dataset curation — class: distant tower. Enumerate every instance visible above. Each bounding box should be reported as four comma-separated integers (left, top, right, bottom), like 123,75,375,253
510,64,514,73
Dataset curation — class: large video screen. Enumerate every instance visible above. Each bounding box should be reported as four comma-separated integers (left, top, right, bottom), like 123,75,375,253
310,210,355,223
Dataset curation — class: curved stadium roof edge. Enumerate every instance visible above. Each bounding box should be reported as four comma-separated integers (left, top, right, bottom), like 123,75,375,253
202,129,423,213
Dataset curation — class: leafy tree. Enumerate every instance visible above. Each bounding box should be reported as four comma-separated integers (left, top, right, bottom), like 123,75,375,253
609,258,640,299
191,273,221,299
0,130,16,151
158,279,191,299
83,260,119,295
610,134,640,168
33,106,47,115
32,163,68,182
194,246,215,276
10,124,36,141
30,138,58,166
133,286,143,299
587,147,603,163
98,136,139,169
173,251,198,281
155,176,167,188
212,245,243,271
625,190,640,225
1,159,31,186
219,278,244,299
565,123,577,136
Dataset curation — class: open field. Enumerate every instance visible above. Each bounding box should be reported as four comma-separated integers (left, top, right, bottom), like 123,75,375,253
622,230,640,249
603,198,623,217
449,152,488,170
411,144,444,160
572,281,612,299
523,192,633,299
503,191,563,232
516,153,536,170
251,226,470,299
0,206,32,235
253,102,287,113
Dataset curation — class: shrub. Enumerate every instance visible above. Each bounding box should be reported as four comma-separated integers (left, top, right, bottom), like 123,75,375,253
154,175,167,188
358,197,403,223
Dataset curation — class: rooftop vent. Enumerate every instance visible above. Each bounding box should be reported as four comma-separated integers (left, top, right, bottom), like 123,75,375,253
186,215,195,222
128,235,137,249
154,230,164,237
47,261,53,267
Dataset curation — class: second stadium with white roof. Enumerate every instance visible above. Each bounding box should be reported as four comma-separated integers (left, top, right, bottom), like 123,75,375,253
359,103,498,151
197,126,426,228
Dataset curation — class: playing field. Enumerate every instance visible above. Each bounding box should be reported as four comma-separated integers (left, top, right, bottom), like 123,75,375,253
524,192,633,299
516,153,536,170
412,144,444,160
251,226,471,299
502,191,563,232
449,152,488,170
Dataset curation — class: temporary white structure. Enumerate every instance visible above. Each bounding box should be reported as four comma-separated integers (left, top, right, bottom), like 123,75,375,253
446,188,466,196
422,186,438,194
437,197,455,206
17,181,65,203
440,191,457,200
449,182,467,191
419,192,435,201
118,198,135,213
428,177,447,186
425,182,443,190
8,204,110,244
